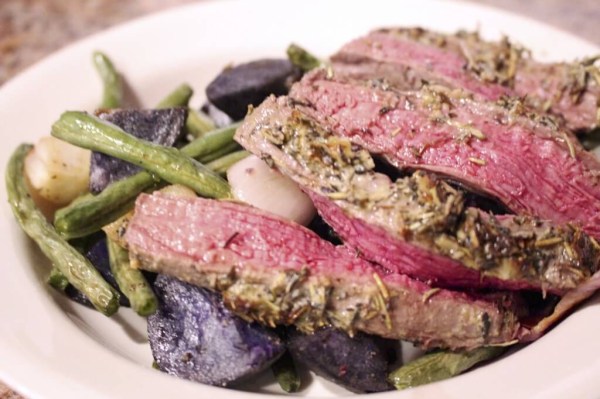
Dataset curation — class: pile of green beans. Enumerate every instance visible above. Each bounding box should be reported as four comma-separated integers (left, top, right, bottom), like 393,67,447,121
51,111,232,198
53,122,240,239
6,51,243,318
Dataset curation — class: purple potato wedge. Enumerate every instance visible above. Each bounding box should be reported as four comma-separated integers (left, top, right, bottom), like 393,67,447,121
287,327,396,393
89,108,186,193
148,275,285,386
206,59,301,120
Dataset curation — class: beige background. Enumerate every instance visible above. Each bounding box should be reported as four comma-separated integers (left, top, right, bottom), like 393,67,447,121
1,0,599,397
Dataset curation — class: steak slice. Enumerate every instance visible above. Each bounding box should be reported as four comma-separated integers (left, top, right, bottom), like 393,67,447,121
235,96,600,294
124,192,520,350
289,69,600,240
332,28,600,132
520,269,600,342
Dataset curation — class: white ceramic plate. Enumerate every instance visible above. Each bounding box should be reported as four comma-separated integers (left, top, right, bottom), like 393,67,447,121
1,1,599,398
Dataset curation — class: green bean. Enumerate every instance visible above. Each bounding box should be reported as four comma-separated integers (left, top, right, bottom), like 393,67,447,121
54,181,142,240
48,232,106,290
198,141,241,164
388,347,505,390
272,352,301,393
155,83,215,138
53,123,240,239
182,122,240,158
51,111,232,198
107,240,157,316
6,144,120,316
155,83,216,137
47,267,69,291
53,171,148,240
93,51,122,109
186,109,216,137
287,44,322,72
206,150,249,175
156,83,193,109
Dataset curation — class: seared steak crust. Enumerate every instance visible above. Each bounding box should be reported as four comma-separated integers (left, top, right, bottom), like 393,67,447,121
332,27,600,132
235,96,600,293
289,70,600,240
125,193,520,350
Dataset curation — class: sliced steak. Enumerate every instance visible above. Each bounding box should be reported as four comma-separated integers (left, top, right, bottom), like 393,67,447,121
520,269,600,342
89,108,187,193
289,70,600,240
235,96,600,294
124,192,520,350
332,28,600,132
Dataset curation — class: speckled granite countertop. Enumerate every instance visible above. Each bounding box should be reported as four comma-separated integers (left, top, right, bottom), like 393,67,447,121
1,0,599,84
1,0,599,397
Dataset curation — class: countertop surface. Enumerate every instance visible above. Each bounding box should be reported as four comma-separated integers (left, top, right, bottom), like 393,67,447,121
1,0,599,397
1,0,599,85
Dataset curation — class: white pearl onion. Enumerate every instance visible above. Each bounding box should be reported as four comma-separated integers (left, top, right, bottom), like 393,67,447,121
227,155,316,225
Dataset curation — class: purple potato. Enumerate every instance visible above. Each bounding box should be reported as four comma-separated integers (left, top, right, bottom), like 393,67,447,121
89,108,186,193
148,275,285,386
287,327,396,393
206,59,301,120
